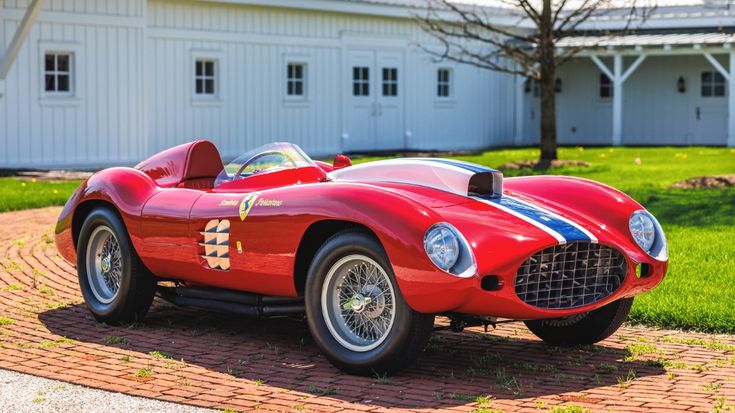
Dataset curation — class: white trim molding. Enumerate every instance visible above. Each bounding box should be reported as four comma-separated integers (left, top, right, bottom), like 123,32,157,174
1,8,145,28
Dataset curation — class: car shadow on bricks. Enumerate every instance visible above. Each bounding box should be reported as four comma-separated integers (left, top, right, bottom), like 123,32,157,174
37,300,664,409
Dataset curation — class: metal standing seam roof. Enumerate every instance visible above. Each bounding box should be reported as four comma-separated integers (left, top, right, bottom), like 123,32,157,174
557,32,735,48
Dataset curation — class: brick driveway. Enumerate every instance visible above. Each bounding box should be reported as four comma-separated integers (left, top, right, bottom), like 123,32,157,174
1,207,734,412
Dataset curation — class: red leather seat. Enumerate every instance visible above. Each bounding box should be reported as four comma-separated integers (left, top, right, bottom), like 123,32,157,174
177,141,224,189
178,177,218,189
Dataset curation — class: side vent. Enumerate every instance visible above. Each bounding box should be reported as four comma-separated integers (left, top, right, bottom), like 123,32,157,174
200,219,230,270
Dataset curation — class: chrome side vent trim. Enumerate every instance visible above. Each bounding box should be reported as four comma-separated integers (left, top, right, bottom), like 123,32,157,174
200,219,230,270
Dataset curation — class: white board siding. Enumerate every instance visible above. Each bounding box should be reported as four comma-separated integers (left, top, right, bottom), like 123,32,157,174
404,53,516,151
145,0,514,159
147,0,412,39
147,38,344,159
1,0,514,168
1,2,147,168
2,0,143,17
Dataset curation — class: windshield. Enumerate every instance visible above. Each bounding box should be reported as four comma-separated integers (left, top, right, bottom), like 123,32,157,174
214,142,315,186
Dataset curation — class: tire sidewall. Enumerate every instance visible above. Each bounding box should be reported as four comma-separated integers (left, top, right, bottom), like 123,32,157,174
525,297,633,345
77,208,136,319
305,231,414,372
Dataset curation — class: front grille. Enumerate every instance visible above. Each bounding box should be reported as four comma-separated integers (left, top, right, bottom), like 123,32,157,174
515,242,627,309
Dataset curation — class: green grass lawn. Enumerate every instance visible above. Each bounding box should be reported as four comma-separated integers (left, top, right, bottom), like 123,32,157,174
0,178,82,213
359,146,735,333
0,146,733,332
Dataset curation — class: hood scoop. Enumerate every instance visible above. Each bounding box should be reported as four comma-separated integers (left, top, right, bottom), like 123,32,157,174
328,158,502,198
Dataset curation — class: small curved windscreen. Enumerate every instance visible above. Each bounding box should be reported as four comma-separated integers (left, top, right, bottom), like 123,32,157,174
215,142,315,186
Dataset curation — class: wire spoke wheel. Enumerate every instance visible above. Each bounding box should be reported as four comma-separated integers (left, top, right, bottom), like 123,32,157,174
85,225,123,304
321,254,396,352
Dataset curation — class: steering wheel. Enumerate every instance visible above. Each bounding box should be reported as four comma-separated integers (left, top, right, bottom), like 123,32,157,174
234,150,298,179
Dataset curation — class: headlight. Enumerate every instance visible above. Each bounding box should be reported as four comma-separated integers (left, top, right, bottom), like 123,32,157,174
629,210,668,260
423,223,476,277
629,211,655,252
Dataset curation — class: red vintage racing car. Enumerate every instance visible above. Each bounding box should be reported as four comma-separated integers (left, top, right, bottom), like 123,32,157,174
55,140,668,374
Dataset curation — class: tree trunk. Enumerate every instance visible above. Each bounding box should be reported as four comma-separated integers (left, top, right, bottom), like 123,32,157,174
538,0,557,165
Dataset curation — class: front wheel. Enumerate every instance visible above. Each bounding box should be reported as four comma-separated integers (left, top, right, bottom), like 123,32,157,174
77,208,156,324
524,297,633,346
305,230,434,375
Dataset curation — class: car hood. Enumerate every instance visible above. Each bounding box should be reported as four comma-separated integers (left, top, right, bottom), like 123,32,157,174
329,159,644,263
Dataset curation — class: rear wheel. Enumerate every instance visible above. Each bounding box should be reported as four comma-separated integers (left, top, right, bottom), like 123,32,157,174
77,208,155,324
524,298,633,346
305,230,434,375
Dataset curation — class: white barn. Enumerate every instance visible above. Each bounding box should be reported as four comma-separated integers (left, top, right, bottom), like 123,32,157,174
0,0,733,169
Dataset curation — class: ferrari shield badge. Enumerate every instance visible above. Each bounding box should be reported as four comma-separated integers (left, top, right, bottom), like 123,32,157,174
239,193,259,221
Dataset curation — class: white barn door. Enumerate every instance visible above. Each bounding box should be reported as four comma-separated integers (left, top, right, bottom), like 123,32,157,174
375,51,404,150
344,49,404,151
691,68,728,145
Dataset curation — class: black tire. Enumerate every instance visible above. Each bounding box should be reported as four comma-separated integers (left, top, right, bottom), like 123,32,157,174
77,208,156,324
305,230,435,375
524,297,633,346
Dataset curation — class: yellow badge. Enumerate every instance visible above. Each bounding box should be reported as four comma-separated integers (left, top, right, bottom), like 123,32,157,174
239,193,259,221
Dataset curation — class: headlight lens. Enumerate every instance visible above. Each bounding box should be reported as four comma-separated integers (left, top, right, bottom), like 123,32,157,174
423,223,477,277
424,223,460,271
629,211,656,253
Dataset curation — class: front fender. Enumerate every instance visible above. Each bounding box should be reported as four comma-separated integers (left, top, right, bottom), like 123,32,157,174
504,175,654,257
249,182,470,311
54,167,160,264
309,184,471,312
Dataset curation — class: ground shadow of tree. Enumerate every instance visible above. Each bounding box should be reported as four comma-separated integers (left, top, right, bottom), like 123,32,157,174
633,188,735,228
38,300,664,409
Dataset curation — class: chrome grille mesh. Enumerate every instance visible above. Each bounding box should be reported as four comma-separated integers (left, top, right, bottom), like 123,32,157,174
515,242,627,309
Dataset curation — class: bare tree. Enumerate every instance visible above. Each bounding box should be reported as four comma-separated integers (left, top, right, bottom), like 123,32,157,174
416,0,654,164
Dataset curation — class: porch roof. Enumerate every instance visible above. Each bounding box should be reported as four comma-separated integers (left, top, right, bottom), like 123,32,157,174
557,32,735,49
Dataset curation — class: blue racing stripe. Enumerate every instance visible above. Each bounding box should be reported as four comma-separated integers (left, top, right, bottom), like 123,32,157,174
416,158,497,174
484,196,592,242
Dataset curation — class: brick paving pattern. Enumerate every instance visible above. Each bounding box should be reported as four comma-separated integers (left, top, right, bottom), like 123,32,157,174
0,207,733,412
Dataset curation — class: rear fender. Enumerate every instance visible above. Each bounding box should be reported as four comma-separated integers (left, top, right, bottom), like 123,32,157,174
55,167,160,263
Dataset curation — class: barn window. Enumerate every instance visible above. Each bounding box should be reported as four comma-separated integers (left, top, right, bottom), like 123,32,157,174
353,67,369,96
701,71,726,97
437,68,452,98
44,52,73,95
286,63,306,97
382,67,398,96
195,59,217,97
599,73,613,99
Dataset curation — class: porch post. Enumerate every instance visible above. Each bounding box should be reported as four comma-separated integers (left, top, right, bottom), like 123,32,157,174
590,53,646,147
612,54,623,146
730,51,735,147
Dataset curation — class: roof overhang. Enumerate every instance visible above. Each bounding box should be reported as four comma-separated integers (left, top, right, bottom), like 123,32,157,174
192,0,530,27
557,31,734,56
